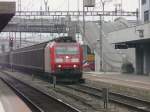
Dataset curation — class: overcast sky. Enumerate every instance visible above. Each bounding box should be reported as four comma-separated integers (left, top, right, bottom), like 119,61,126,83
4,0,139,11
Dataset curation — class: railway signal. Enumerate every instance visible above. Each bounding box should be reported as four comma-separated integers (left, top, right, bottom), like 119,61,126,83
9,38,13,51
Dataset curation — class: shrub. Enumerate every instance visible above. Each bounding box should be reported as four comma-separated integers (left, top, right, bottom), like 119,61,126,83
121,62,134,73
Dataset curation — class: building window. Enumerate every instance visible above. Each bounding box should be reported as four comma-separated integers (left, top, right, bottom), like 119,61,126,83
142,0,146,5
144,10,149,22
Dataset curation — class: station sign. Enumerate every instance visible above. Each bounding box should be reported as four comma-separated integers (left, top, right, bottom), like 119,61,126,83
115,44,128,49
84,0,95,7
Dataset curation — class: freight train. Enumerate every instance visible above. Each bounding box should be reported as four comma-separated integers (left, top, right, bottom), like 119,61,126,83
0,36,83,82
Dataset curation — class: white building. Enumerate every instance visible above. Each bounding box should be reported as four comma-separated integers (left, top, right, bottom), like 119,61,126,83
141,0,150,22
108,0,150,74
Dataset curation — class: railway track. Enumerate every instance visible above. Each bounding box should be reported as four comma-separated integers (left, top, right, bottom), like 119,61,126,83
2,70,150,112
63,84,150,112
0,72,80,112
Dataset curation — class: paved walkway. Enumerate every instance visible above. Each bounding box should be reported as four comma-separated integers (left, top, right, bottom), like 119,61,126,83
84,72,150,90
0,76,31,112
0,101,5,112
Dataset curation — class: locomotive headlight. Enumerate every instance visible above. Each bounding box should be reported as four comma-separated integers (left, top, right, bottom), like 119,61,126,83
71,58,79,63
55,58,63,63
66,56,69,59
73,65,77,68
58,65,62,68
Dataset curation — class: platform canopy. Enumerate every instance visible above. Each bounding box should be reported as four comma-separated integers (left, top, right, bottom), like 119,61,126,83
0,2,15,32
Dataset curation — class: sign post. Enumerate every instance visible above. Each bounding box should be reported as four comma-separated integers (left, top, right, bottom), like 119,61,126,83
53,76,56,88
102,88,109,109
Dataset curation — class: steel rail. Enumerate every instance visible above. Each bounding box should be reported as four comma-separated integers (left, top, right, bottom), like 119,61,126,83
0,77,43,112
63,84,150,112
0,71,80,112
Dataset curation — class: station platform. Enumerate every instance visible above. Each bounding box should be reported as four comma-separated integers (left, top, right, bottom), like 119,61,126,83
0,78,31,112
83,72,150,102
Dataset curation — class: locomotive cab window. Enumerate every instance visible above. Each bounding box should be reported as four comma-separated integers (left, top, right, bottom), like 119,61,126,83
55,47,79,55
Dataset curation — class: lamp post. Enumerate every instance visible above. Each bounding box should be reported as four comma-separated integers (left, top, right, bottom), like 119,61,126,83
99,15,103,72
99,0,111,72
99,0,105,72
18,0,22,48
77,0,80,40
101,1,105,20
83,0,85,42
100,0,112,20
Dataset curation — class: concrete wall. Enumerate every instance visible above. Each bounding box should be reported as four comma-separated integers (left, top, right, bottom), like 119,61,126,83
135,44,150,75
135,45,144,74
143,45,150,74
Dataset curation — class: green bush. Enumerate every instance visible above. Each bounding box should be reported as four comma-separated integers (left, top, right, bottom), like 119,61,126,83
121,62,134,73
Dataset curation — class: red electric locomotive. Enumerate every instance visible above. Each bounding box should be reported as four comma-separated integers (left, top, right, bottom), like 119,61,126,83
44,37,83,81
0,36,83,82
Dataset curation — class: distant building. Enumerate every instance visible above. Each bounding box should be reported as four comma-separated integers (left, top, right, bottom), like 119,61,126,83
141,0,150,22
